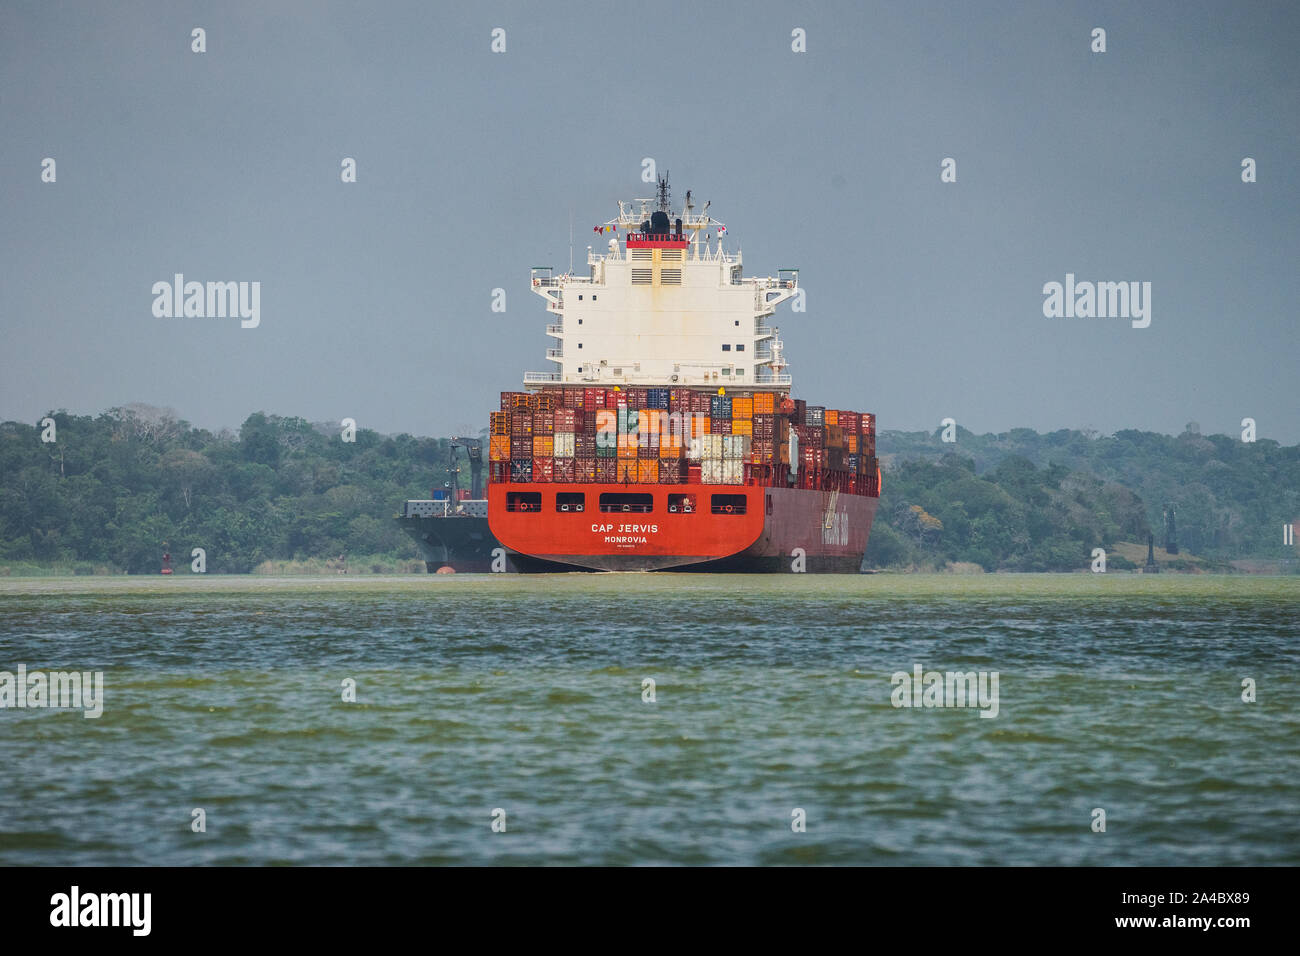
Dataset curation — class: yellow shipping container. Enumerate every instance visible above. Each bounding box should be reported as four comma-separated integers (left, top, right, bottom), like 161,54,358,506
732,419,753,436
532,436,553,457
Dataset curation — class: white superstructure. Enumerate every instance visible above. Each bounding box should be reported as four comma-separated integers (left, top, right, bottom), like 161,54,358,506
527,178,798,390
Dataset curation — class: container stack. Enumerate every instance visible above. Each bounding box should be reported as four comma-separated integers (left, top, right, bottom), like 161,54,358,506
487,387,878,495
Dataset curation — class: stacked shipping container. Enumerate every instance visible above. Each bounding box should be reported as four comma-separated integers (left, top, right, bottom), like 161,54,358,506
488,387,878,495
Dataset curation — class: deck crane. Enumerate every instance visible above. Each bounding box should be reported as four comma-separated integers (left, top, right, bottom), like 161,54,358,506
445,437,484,502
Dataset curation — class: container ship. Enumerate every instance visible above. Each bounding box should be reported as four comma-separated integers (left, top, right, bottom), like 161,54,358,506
401,176,879,572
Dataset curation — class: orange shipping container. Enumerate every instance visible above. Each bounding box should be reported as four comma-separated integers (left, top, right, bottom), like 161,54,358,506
617,460,638,482
732,397,753,420
637,460,659,483
659,438,683,459
753,392,775,414
732,419,753,436
638,410,666,434
532,436,554,458
825,409,839,426
490,436,510,461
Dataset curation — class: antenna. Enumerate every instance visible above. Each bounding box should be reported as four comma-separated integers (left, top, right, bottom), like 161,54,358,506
657,172,671,212
569,209,573,274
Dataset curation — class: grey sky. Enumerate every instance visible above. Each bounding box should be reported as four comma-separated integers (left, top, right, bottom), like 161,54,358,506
3,0,1297,441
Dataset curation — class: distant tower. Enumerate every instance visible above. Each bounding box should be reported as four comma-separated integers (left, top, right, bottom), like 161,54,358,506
1164,504,1179,555
1145,532,1160,574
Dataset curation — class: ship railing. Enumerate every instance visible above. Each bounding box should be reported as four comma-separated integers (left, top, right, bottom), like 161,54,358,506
546,348,563,360
755,373,793,386
755,326,775,339
545,324,564,335
523,372,561,383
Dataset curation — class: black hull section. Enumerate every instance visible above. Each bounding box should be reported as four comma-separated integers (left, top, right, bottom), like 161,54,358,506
397,515,516,573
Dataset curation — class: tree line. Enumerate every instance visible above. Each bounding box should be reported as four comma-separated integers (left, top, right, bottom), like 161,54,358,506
1,406,1295,573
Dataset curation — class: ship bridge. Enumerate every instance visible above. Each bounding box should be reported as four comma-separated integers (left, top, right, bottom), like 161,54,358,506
527,177,797,390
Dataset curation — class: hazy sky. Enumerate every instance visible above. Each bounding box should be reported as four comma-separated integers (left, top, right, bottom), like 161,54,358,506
3,1,1297,441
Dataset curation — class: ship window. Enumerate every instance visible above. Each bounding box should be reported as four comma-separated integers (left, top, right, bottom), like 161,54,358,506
578,343,582,348
711,494,747,515
667,493,696,514
734,320,739,326
592,295,597,301
507,492,542,513
556,492,585,513
736,344,744,351
736,368,744,375
599,493,653,514
722,368,731,376
578,319,582,324
578,295,583,300
721,344,731,352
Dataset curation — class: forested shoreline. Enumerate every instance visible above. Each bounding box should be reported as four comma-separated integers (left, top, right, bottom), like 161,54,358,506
1,406,1295,574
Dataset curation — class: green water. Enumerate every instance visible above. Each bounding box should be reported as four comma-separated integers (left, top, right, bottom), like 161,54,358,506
0,574,1296,865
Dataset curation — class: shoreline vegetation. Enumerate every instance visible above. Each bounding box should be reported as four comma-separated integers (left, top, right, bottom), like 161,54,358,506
2,405,1297,575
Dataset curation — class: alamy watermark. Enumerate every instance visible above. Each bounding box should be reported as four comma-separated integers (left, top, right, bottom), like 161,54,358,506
152,274,260,328
1043,274,1150,328
890,664,999,718
50,886,150,935
0,664,103,718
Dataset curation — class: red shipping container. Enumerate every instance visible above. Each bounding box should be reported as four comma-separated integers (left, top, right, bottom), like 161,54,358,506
554,458,575,482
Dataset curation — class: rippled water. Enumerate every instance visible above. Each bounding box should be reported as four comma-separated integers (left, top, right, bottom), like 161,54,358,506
0,574,1296,865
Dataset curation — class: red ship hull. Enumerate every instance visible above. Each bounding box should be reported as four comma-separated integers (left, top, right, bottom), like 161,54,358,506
488,482,877,572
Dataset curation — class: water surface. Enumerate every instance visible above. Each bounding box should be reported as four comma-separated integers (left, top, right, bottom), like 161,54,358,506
1,574,1296,865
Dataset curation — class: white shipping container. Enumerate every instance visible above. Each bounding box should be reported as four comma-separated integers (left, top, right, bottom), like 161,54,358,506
553,432,575,458
704,434,724,459
721,460,744,484
723,435,751,459
701,459,724,484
